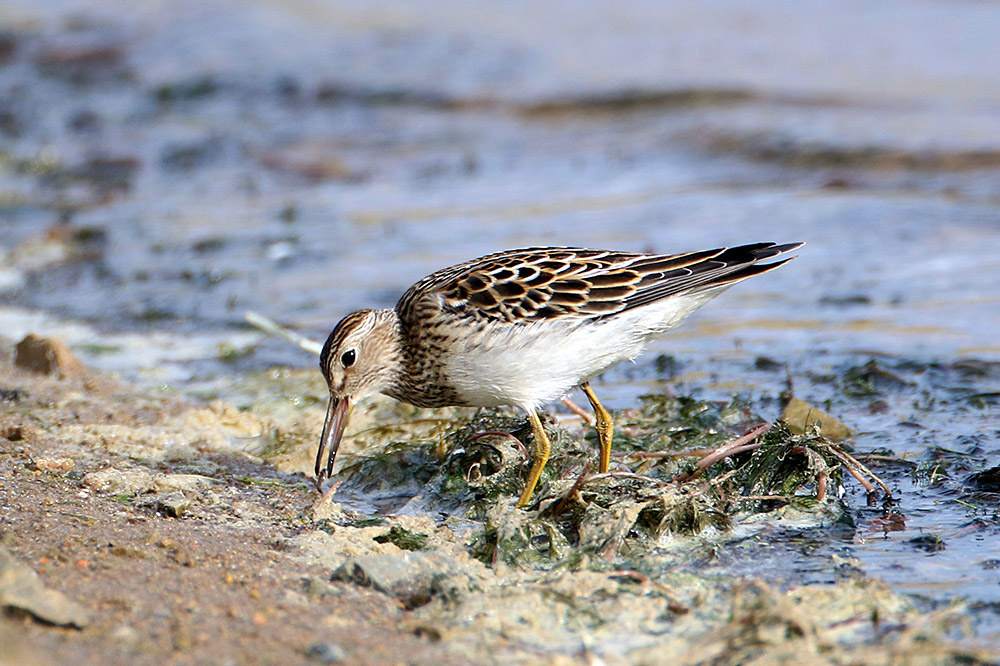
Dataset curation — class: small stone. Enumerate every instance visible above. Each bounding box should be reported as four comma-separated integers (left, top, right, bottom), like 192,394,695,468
82,467,156,495
969,465,1000,491
306,641,346,664
152,473,217,495
33,457,75,472
331,551,478,609
110,624,140,649
153,492,192,518
13,335,85,378
303,576,337,600
908,534,946,553
0,389,22,402
0,546,89,627
110,545,148,559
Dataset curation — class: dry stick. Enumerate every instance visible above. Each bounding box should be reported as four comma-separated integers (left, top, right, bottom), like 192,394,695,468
800,447,830,501
830,448,875,493
816,471,828,502
673,423,772,483
245,310,322,355
854,453,918,466
608,570,650,585
703,442,766,463
561,397,595,425
627,449,715,460
552,463,592,517
831,446,889,495
834,446,893,496
311,478,343,519
709,468,740,488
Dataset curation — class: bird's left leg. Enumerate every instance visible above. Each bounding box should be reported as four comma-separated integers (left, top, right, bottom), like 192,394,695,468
581,382,613,473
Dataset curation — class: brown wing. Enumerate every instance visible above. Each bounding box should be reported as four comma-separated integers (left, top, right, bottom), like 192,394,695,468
397,243,802,324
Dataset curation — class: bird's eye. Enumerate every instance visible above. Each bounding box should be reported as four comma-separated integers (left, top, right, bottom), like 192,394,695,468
341,349,357,368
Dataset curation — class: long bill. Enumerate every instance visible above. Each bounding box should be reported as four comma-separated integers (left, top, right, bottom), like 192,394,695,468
315,395,350,487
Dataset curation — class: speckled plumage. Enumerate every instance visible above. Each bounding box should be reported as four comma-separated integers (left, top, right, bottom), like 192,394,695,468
317,242,803,506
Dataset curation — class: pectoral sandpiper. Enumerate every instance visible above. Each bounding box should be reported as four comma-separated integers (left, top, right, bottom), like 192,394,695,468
317,242,802,507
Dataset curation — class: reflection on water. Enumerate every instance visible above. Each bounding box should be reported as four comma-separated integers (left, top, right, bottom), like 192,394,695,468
1,0,998,636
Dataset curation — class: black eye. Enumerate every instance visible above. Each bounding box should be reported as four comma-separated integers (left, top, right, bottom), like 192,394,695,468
341,349,357,368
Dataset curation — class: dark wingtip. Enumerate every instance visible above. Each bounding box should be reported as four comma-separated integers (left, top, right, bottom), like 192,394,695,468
717,241,804,269
765,241,805,256
721,241,804,262
720,242,804,281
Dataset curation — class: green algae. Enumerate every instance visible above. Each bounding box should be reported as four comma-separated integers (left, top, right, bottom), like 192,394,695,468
374,525,429,551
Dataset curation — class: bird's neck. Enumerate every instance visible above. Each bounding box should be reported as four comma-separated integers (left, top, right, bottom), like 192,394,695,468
383,307,461,407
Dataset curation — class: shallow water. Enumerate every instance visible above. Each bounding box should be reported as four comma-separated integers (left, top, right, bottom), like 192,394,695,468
2,0,999,644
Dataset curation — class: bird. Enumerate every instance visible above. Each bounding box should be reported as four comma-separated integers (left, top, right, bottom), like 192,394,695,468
316,242,803,507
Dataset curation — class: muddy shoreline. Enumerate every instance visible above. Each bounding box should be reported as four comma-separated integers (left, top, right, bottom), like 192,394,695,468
3,1,1000,661
1,338,995,665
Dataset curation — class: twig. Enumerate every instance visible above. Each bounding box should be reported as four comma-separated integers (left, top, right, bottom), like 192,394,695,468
800,447,831,502
245,310,322,355
834,447,893,496
560,397,594,425
552,463,591,517
708,468,740,488
829,446,893,496
626,449,715,460
830,448,875,493
310,478,343,519
673,423,772,483
608,570,649,585
854,454,918,466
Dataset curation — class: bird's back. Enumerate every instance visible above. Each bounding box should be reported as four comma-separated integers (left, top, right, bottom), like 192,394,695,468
390,243,802,410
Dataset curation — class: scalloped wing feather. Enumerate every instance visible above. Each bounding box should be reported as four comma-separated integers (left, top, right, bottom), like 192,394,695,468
397,243,802,325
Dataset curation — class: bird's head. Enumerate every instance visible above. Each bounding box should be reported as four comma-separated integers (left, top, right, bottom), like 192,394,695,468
315,308,401,485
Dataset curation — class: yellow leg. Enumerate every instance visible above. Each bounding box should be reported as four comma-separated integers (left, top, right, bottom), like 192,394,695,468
517,409,551,508
581,382,613,473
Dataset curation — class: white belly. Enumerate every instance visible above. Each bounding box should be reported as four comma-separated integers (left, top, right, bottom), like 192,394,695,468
442,291,722,410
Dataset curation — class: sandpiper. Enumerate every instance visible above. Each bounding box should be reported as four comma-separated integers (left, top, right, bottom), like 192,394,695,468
317,242,802,507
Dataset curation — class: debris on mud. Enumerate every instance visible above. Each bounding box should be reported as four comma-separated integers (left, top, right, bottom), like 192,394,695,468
13,334,85,379
781,396,853,441
0,546,90,628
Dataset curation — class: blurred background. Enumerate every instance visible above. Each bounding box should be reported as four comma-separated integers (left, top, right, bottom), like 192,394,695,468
1,0,997,387
2,0,1000,633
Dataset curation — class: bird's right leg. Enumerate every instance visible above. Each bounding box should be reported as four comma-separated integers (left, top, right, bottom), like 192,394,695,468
517,409,551,508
